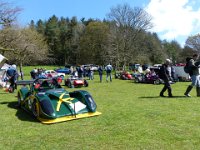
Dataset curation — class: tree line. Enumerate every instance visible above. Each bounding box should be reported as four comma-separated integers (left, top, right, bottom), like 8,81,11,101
0,2,199,69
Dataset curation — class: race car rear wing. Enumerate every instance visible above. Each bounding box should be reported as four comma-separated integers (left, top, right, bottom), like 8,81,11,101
16,80,34,85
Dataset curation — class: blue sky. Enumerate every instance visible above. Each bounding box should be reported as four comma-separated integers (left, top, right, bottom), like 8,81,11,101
7,0,200,47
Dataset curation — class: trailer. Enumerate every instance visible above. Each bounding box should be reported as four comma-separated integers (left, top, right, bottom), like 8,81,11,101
0,54,7,68
173,66,190,81
0,54,8,87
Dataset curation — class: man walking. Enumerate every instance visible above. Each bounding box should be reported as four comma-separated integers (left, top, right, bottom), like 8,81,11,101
159,59,173,97
184,54,200,97
105,63,113,82
98,66,103,82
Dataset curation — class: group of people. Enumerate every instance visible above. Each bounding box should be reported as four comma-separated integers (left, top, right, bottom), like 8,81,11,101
159,54,200,98
98,63,113,83
30,68,46,79
70,64,113,83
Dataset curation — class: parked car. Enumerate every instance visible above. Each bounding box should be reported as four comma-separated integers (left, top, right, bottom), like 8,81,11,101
45,70,65,78
17,78,101,124
65,76,89,88
82,64,99,71
134,73,163,85
55,68,71,74
115,71,133,80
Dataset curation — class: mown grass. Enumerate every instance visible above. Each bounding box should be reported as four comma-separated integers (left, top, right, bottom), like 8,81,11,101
1,67,200,149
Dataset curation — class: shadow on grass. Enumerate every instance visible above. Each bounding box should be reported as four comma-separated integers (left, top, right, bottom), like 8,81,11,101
0,101,39,123
0,92,11,94
139,96,188,99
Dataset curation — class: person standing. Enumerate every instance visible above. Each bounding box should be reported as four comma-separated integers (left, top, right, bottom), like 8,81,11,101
159,59,173,97
184,54,200,97
105,63,113,82
98,66,103,82
6,65,18,92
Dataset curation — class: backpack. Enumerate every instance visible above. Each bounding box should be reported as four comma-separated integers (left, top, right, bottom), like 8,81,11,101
184,57,192,74
157,65,164,79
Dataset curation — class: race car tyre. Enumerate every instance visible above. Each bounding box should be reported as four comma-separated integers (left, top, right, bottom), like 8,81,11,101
32,100,39,118
67,82,71,88
84,80,88,87
64,80,66,86
154,79,160,85
135,78,139,83
60,75,64,79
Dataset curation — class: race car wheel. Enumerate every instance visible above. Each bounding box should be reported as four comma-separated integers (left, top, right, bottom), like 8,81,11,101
60,75,64,79
68,82,72,88
32,100,39,118
135,78,139,83
84,80,88,87
17,92,22,108
64,80,67,86
154,79,160,85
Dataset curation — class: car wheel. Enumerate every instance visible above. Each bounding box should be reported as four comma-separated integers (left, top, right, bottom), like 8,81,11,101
154,79,160,85
64,80,67,86
17,92,22,108
135,78,139,83
32,100,39,118
68,82,72,88
84,80,88,87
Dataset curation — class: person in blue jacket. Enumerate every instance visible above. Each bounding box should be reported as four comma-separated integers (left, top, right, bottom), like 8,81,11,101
98,66,103,82
6,65,18,92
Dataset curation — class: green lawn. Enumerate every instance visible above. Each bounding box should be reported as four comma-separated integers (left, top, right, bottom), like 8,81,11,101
1,69,200,149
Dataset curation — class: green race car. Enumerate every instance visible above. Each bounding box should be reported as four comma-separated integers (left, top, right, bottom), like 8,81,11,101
17,78,101,124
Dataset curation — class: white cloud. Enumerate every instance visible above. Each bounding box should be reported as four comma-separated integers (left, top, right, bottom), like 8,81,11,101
145,0,200,46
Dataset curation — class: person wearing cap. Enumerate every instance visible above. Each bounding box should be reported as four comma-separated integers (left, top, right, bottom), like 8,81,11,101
184,54,200,97
6,65,18,92
159,59,173,97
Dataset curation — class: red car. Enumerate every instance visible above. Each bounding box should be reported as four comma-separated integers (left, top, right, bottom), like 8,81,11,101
115,71,133,80
120,71,133,80
65,76,88,88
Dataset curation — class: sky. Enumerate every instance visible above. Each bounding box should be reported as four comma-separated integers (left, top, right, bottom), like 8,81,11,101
7,0,200,47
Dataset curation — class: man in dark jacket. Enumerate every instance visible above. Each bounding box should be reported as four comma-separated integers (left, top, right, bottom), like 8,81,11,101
184,54,200,97
159,59,173,97
6,65,18,92
98,66,103,82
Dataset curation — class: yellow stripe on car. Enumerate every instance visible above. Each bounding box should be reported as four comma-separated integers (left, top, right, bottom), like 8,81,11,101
56,92,74,111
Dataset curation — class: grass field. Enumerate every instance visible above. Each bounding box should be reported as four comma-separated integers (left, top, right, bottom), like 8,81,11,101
1,67,200,149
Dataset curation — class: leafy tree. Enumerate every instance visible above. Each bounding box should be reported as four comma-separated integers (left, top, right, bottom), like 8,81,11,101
29,20,35,30
106,3,153,69
162,40,182,63
36,19,45,35
185,34,200,51
45,15,60,64
0,1,22,27
133,32,164,64
1,28,48,77
79,21,109,65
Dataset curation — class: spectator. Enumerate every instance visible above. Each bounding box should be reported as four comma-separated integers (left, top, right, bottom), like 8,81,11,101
78,66,83,78
184,54,200,97
98,66,103,82
6,65,18,92
159,59,173,97
105,63,113,82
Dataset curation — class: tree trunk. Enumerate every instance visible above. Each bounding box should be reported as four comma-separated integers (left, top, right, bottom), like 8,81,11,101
19,61,24,80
